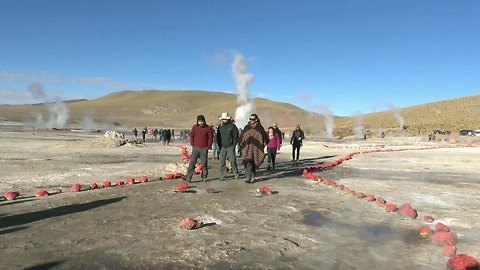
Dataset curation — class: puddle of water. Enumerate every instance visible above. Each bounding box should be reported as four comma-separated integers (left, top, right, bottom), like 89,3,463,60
303,212,322,227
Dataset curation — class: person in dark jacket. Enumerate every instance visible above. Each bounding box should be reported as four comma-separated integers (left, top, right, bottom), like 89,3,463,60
183,115,213,182
239,114,269,183
217,112,239,181
290,124,305,161
142,127,148,142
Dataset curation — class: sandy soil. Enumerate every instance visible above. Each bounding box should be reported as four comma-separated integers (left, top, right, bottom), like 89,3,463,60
1,124,479,270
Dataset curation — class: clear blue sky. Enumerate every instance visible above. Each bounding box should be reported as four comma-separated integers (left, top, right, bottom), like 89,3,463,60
1,0,479,116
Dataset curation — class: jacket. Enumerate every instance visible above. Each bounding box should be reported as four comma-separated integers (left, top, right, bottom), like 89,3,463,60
190,124,213,149
217,121,239,148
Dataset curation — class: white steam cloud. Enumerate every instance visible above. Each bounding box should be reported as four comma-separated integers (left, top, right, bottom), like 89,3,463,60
389,104,405,130
232,51,254,128
353,112,364,139
317,104,335,138
27,83,69,129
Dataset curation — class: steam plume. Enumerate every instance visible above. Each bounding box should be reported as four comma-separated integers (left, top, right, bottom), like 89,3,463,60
317,104,335,138
389,105,405,130
353,112,364,139
27,83,69,129
232,51,254,128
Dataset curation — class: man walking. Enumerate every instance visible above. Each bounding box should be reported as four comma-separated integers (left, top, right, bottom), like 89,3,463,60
183,115,213,182
239,114,269,183
290,124,305,161
217,112,239,181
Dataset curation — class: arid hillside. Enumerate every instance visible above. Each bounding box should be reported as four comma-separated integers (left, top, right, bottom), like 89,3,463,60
0,90,326,131
0,90,479,136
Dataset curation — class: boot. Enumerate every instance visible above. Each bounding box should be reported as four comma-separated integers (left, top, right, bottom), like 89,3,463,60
266,163,271,170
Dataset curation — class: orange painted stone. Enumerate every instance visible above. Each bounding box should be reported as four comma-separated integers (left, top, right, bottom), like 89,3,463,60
126,178,135,185
447,254,478,270
89,183,98,190
34,189,49,197
102,181,112,187
70,184,81,192
4,191,20,200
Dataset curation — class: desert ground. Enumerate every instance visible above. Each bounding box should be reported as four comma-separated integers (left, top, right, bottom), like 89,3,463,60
1,122,479,270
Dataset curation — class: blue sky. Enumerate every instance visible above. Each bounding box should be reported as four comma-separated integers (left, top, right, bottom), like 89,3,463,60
1,1,479,116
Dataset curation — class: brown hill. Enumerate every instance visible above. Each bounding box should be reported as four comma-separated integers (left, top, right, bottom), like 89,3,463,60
335,94,480,137
0,90,478,136
0,90,325,132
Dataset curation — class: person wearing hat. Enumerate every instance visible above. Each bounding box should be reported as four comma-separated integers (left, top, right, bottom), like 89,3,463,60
184,115,213,182
217,112,239,180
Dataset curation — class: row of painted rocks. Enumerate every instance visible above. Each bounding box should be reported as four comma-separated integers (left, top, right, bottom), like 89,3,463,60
302,147,479,270
1,146,192,201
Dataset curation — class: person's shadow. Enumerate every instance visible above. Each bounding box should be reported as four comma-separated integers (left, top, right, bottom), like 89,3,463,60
0,197,126,230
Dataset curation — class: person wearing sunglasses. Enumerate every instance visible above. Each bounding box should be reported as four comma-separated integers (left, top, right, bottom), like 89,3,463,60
183,115,213,182
238,114,269,183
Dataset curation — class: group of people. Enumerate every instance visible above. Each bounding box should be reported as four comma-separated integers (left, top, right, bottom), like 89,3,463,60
132,127,173,145
183,113,305,184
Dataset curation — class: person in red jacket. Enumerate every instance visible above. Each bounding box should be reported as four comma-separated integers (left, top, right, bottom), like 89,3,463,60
184,115,213,182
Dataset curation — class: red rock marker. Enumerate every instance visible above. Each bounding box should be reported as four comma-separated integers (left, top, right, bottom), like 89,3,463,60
256,186,273,195
435,222,450,232
178,217,203,230
206,187,216,193
423,215,434,223
354,192,366,199
116,181,124,187
70,184,81,192
431,231,457,246
4,191,20,200
55,188,62,194
384,203,398,212
419,225,432,238
443,245,457,257
34,189,49,197
364,194,376,202
164,173,175,179
447,254,479,270
398,203,418,219
172,182,189,193
126,178,135,185
101,181,112,188
139,176,148,183
89,183,98,190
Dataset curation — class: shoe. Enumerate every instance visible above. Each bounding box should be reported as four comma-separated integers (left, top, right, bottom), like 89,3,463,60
234,173,239,179
266,164,271,170
202,176,207,182
291,159,295,162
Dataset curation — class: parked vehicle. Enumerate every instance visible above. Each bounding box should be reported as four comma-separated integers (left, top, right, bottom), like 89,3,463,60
459,130,475,136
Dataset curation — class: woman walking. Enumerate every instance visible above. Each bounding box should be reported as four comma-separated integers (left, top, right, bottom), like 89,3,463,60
266,126,281,170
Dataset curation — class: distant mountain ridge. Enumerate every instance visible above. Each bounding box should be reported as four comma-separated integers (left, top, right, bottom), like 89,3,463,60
0,90,479,136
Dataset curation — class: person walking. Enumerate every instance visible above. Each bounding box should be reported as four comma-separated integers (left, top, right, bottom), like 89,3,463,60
272,122,283,148
142,127,148,143
290,124,305,161
211,125,219,160
217,112,239,181
266,126,281,170
183,115,213,182
239,114,269,183
132,128,138,142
